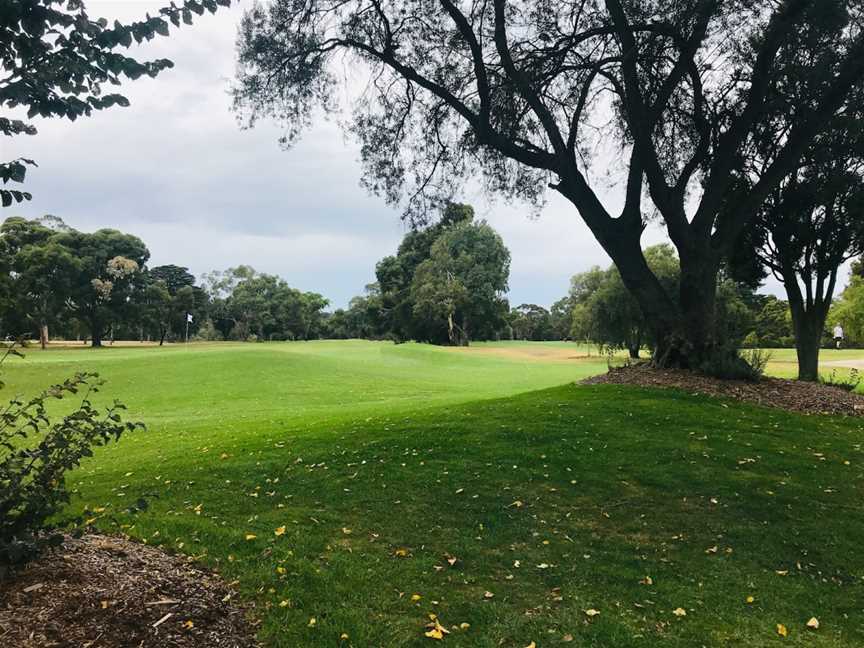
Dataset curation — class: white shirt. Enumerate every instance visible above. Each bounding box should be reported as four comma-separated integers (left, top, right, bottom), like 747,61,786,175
834,325,844,339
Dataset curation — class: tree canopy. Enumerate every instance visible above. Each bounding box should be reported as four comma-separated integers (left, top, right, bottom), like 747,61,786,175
233,0,864,369
1,0,232,206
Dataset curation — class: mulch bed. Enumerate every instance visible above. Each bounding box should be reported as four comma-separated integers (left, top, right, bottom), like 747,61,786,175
582,364,864,417
0,534,259,648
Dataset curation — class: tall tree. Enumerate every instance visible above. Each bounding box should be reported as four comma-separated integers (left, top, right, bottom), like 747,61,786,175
57,229,150,346
1,0,231,206
743,113,864,380
376,203,474,341
234,0,864,369
410,220,510,345
0,217,78,347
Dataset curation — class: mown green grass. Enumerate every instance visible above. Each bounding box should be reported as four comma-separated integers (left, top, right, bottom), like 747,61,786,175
5,341,864,647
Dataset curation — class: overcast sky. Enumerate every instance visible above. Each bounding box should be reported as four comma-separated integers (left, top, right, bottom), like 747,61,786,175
3,1,794,309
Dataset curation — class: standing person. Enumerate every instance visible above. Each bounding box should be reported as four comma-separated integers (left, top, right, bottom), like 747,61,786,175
833,323,845,349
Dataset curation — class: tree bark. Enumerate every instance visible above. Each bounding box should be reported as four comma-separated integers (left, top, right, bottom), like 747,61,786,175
788,299,827,382
795,326,821,382
39,323,49,350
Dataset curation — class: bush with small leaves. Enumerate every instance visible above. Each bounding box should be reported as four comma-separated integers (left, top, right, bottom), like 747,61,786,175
0,344,143,576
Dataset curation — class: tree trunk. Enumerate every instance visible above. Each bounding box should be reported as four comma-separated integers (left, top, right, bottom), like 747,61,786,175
39,323,49,350
90,313,103,347
795,330,821,382
788,301,826,382
608,238,721,368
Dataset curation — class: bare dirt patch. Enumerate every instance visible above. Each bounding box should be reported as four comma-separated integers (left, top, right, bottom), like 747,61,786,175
583,364,864,416
449,345,600,363
0,534,258,648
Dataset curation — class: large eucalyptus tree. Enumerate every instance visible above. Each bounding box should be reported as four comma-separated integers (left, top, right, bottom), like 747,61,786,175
233,0,864,368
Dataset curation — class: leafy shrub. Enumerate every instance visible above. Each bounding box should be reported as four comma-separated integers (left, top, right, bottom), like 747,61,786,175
741,332,759,349
0,345,142,576
821,368,861,392
698,345,771,382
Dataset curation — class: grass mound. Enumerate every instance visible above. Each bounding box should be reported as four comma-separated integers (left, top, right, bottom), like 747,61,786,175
4,342,863,646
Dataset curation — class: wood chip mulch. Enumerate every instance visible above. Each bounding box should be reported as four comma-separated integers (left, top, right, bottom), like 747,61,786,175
582,364,864,417
0,534,260,648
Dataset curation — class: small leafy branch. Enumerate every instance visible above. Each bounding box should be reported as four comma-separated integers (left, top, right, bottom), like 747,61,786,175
0,342,143,576
821,368,861,393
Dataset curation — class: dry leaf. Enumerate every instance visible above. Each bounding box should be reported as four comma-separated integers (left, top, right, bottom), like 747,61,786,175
308,617,317,628
183,620,194,629
394,548,410,557
777,623,788,637
483,591,494,599
525,643,536,648
673,608,686,617
274,526,286,536
584,609,600,617
806,617,820,630
746,595,755,604
245,533,257,541
411,594,422,602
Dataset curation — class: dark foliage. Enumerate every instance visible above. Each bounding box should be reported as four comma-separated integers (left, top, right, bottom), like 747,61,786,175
0,343,142,576
0,0,232,206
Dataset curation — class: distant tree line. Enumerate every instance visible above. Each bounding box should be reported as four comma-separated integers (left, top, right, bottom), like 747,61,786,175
0,216,330,346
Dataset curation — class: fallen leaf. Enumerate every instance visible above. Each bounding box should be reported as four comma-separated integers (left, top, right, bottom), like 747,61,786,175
746,595,755,604
183,620,194,629
411,593,422,602
245,533,257,541
274,526,286,537
806,617,820,630
673,608,687,617
640,576,653,585
394,547,410,557
308,617,317,628
340,632,349,640
525,643,536,648
777,623,788,637
483,591,494,599
563,634,574,642
584,609,600,617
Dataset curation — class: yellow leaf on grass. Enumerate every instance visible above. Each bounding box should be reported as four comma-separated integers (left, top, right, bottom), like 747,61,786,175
746,596,755,604
276,566,286,575
274,526,286,536
424,618,450,640
411,594,422,602
640,576,653,585
777,623,788,637
245,533,257,541
525,643,536,648
340,633,349,640
308,617,317,627
279,600,289,608
459,623,470,630
673,608,686,617
584,609,600,617
394,547,410,557
425,627,445,640
806,617,820,630
483,591,494,599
